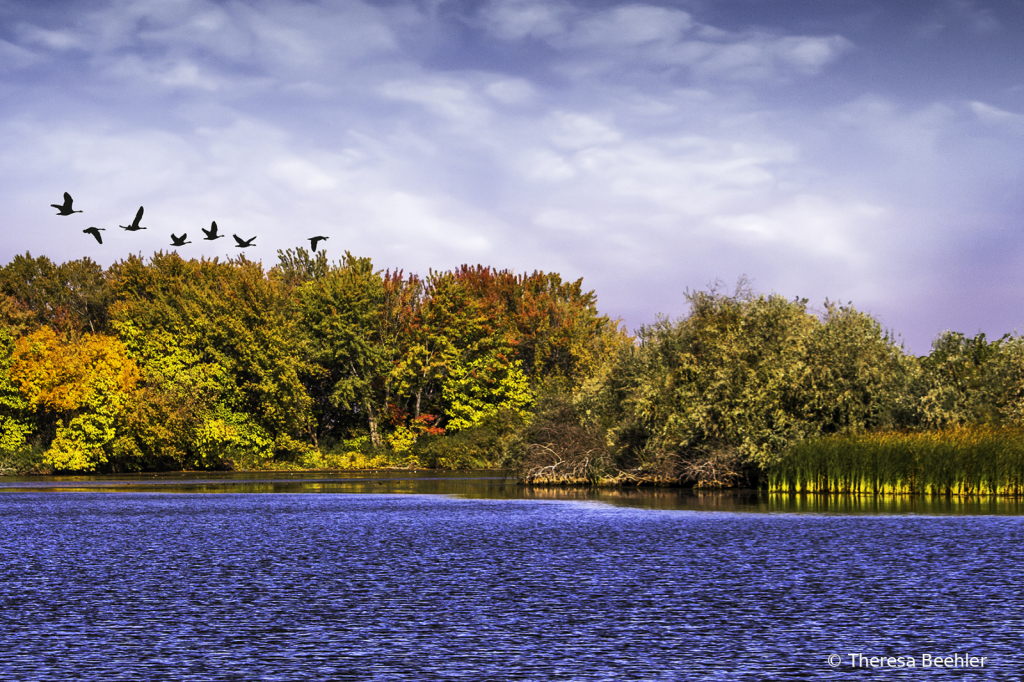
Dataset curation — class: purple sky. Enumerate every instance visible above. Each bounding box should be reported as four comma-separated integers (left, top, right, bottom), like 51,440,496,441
2,0,1022,353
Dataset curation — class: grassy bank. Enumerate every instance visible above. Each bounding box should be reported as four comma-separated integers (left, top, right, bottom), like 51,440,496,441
770,427,1024,496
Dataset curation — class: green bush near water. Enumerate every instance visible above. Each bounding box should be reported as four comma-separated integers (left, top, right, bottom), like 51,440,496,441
770,427,1024,496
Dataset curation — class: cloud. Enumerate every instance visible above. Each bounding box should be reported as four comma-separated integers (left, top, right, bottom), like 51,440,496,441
671,34,851,80
709,195,886,262
480,0,569,40
546,112,622,149
970,101,1024,134
8,0,399,94
484,78,536,105
378,78,491,125
827,95,958,164
481,1,851,82
104,55,229,91
16,24,84,50
3,0,1024,354
563,5,694,48
918,0,1000,37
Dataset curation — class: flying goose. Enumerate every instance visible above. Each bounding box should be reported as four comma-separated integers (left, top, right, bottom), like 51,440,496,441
233,234,256,248
202,221,224,240
120,206,147,231
170,233,191,246
308,236,328,251
52,192,82,216
83,227,105,244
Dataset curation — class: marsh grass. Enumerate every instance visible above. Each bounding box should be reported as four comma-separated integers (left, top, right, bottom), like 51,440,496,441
770,427,1024,495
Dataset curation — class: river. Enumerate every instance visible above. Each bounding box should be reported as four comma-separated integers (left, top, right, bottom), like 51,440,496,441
1,472,1020,680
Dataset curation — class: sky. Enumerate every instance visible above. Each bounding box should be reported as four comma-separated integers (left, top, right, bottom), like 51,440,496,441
1,0,1022,354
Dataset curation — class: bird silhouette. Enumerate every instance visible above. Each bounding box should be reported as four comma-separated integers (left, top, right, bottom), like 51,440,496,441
170,233,191,246
202,221,224,240
51,192,82,216
308,236,328,251
83,227,105,244
233,234,256,248
120,206,147,231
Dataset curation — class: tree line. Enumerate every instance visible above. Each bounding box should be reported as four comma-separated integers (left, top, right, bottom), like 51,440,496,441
2,254,1021,484
0,250,624,473
522,281,1024,487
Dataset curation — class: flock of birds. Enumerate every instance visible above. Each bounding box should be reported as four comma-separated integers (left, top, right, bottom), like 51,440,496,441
51,192,330,252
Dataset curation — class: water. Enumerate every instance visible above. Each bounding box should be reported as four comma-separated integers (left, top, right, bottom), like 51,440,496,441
2,477,1022,680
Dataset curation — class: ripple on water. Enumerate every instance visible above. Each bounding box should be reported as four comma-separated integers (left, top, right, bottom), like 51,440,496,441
1,493,1022,681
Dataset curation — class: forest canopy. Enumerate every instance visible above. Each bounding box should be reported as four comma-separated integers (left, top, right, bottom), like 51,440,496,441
0,250,624,473
1,252,1021,483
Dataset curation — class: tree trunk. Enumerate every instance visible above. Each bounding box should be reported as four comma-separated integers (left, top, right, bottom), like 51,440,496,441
367,402,381,447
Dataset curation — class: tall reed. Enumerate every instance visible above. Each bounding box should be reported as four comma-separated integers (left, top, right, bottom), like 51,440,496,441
770,426,1024,496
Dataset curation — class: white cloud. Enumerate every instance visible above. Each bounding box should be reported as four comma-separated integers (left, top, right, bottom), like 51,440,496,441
710,195,886,261
484,78,537,105
483,2,851,82
547,112,622,149
519,149,576,182
481,0,569,40
564,5,693,48
378,78,490,124
3,0,1023,353
268,158,339,193
16,24,84,50
102,55,238,92
830,96,956,159
654,33,852,80
970,101,1024,134
774,36,852,74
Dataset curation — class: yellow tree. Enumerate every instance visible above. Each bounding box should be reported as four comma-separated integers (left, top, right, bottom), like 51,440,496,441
0,326,31,459
11,327,140,471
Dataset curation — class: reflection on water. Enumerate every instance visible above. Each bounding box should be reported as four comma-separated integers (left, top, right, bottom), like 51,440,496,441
3,470,1024,514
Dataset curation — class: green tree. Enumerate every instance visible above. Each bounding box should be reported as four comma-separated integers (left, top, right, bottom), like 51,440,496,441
108,252,311,458
393,269,492,423
0,253,111,334
912,331,1023,428
296,252,394,446
800,301,914,434
579,283,912,478
112,320,271,469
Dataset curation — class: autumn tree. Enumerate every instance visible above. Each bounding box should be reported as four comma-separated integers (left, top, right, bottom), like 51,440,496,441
0,326,31,464
108,252,310,460
11,327,140,471
0,253,111,334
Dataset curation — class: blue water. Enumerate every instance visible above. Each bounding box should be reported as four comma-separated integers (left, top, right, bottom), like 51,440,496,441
1,491,1022,680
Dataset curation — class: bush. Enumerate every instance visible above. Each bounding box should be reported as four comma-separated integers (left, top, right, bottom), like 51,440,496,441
0,442,49,475
519,387,608,483
411,408,526,470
